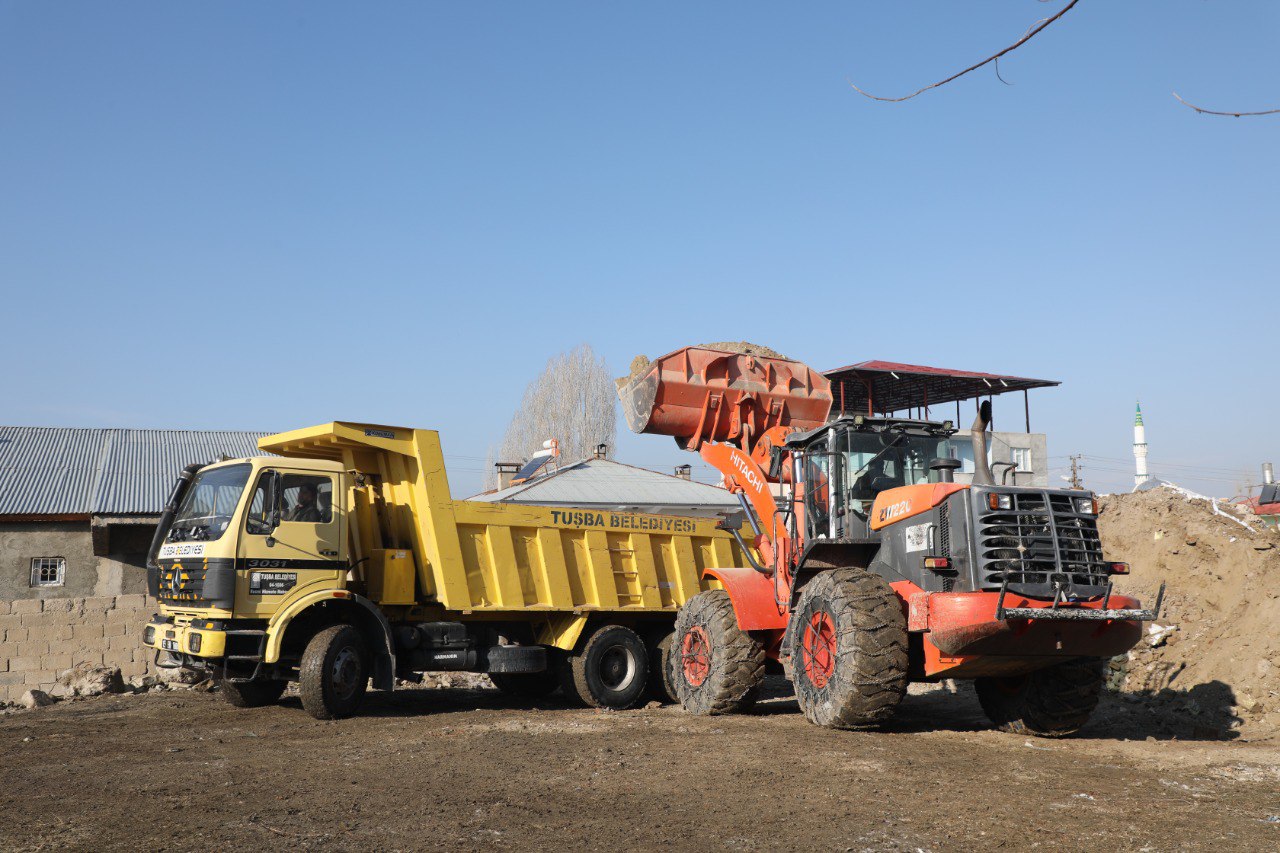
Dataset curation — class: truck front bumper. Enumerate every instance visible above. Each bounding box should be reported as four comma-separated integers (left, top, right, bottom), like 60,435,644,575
143,616,228,663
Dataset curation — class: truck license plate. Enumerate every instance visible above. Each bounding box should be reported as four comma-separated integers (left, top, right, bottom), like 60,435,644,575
161,639,179,652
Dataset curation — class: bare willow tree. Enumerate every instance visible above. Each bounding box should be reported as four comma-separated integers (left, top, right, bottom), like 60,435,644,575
485,344,617,489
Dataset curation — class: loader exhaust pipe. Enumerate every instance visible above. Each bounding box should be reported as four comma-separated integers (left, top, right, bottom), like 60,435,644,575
970,401,995,486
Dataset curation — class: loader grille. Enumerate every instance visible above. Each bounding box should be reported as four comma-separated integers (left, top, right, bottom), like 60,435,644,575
976,491,1107,592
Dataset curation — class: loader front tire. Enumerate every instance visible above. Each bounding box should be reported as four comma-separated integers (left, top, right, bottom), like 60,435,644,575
976,658,1106,738
790,569,908,730
300,624,368,720
670,590,766,716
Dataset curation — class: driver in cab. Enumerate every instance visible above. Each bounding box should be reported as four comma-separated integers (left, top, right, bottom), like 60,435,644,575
287,483,323,523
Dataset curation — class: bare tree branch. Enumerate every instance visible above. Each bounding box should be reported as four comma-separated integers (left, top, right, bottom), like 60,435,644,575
1172,91,1280,118
993,57,1013,86
850,0,1081,103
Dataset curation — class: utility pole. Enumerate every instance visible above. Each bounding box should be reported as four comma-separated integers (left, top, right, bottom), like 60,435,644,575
1068,454,1084,490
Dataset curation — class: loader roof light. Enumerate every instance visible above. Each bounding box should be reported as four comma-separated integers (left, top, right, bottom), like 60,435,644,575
923,557,951,571
1107,562,1130,575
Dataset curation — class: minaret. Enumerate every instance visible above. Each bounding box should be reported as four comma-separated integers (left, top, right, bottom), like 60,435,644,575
1133,402,1150,488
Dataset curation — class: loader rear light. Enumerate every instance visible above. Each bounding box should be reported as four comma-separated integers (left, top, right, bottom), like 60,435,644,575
1107,562,1130,575
923,557,952,571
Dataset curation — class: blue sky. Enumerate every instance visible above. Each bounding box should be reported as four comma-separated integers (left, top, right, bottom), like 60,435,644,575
2,2,1276,498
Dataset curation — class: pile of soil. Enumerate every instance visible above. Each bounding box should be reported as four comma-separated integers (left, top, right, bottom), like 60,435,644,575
1101,487,1280,734
620,342,789,384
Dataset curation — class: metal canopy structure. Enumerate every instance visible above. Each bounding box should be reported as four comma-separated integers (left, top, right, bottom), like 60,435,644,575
824,360,1060,429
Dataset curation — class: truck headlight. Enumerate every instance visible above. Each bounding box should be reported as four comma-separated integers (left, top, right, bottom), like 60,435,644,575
144,626,156,645
188,633,202,653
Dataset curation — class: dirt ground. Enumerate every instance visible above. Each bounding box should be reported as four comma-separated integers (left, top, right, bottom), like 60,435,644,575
3,680,1278,852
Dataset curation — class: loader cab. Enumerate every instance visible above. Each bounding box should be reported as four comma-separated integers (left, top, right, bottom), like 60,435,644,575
790,416,962,543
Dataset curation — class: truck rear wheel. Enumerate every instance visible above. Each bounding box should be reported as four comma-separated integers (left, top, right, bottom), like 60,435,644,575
218,673,287,708
790,569,908,730
646,628,678,704
300,624,368,720
670,590,766,716
976,658,1106,738
558,624,649,710
490,670,559,699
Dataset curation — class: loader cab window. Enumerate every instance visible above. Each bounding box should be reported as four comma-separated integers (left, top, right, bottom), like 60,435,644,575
840,429,957,515
246,471,334,533
802,443,833,540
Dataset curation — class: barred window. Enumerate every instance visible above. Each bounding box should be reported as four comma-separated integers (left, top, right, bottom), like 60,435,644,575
30,557,65,587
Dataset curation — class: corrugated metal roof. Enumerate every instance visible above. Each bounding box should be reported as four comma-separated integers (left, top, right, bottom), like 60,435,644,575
0,427,269,517
470,458,740,515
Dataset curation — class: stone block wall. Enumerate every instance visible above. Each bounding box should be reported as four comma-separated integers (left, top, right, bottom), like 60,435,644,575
0,594,156,703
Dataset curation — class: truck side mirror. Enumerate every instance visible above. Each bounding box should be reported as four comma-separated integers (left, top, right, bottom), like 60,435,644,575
266,470,283,530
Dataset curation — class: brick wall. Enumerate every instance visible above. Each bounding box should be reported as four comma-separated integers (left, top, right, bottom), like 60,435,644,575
0,594,156,704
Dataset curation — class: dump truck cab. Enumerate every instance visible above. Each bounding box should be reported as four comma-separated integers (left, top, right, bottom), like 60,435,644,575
145,454,398,698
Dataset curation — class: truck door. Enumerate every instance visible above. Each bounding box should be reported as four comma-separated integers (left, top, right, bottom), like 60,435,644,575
237,468,344,612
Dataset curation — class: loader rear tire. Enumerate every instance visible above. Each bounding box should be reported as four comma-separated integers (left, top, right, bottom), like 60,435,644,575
670,590,766,716
976,658,1106,738
790,569,908,730
490,670,559,700
218,674,286,709
558,624,649,710
300,624,368,720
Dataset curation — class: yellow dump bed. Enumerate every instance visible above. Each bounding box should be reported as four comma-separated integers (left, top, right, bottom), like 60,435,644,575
260,422,747,617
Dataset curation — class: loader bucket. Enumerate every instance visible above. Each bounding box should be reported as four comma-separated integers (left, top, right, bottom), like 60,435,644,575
616,346,833,451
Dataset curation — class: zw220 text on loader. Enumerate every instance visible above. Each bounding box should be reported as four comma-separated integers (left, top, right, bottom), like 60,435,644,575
618,346,1162,736
142,423,750,719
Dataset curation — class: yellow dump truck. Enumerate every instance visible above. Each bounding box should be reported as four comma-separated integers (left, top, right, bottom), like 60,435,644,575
141,422,748,719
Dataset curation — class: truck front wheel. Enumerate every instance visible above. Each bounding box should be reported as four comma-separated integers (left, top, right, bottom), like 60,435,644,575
670,590,766,716
218,672,286,708
300,624,368,720
975,658,1106,738
790,569,908,730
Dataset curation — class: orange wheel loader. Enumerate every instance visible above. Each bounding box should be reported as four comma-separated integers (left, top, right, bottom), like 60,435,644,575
618,346,1162,736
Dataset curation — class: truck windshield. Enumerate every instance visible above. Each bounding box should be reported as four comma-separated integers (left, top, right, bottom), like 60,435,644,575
842,429,960,505
168,463,251,543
